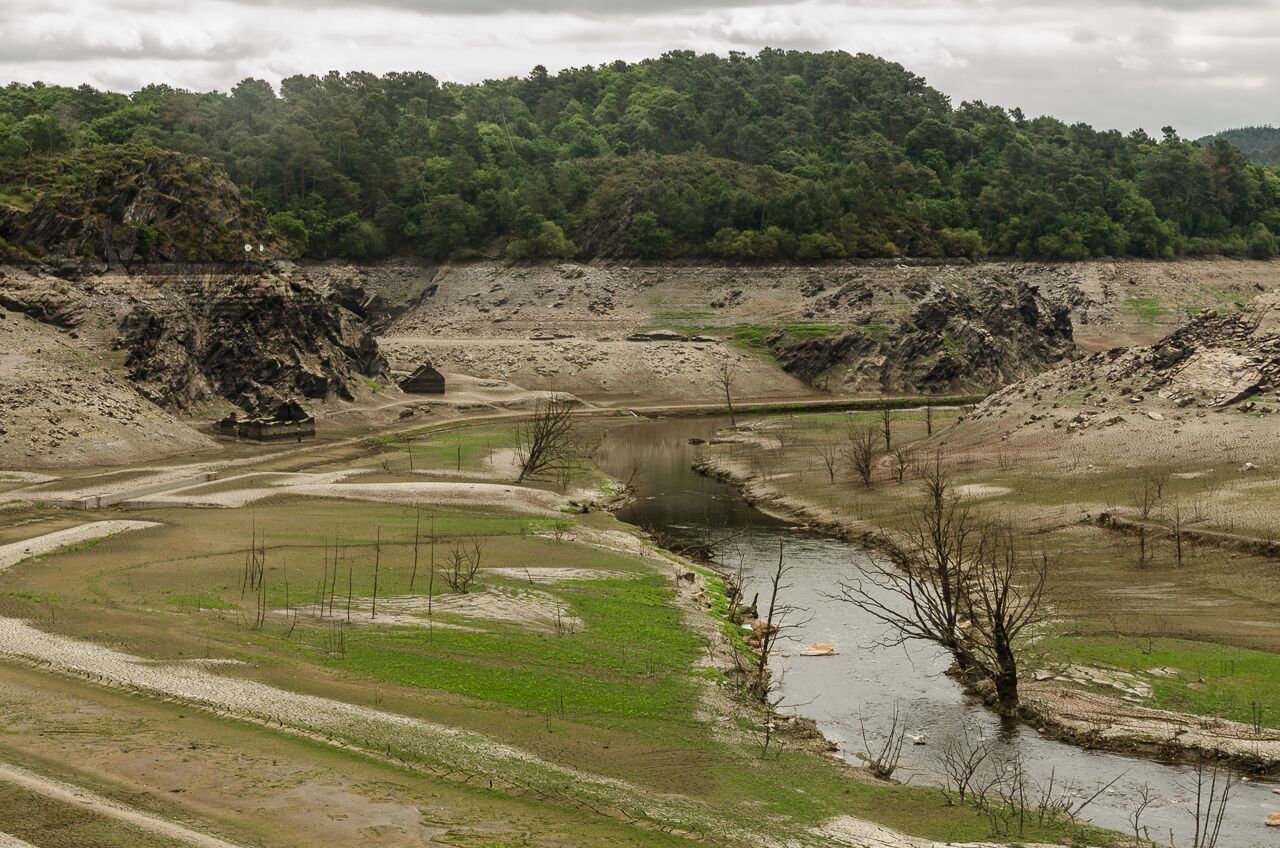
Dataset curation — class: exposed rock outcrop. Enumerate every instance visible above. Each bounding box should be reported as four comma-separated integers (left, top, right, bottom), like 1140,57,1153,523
115,270,386,414
768,280,1075,394
940,290,1280,466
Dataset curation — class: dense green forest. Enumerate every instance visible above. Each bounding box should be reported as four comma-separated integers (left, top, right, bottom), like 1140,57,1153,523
3,49,1280,262
1199,126,1280,169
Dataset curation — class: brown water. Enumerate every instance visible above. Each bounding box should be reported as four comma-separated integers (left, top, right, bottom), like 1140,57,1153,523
598,415,1280,848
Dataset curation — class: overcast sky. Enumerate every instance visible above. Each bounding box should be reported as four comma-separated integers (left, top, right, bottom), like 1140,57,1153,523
4,0,1277,138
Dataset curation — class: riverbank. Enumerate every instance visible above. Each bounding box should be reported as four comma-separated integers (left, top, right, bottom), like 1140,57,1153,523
689,415,1280,777
0,411,1133,848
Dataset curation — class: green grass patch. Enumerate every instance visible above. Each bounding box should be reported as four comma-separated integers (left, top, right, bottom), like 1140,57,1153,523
329,574,701,725
1208,286,1248,310
32,539,101,558
1123,296,1170,324
781,322,837,339
863,320,890,339
0,781,189,848
729,324,770,349
654,309,712,321
371,423,516,473
361,376,384,393
1035,634,1280,728
171,593,235,610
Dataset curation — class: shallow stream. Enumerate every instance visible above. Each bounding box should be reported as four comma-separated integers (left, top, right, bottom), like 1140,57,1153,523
597,415,1279,847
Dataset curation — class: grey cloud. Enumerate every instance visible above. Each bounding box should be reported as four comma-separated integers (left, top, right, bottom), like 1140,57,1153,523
0,26,272,64
0,0,1276,138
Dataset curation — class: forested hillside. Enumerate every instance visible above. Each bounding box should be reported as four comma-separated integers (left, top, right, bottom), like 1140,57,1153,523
4,49,1280,262
1200,126,1280,168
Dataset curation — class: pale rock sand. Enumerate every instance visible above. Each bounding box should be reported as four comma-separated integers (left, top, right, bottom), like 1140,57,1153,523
0,520,160,572
1025,684,1280,763
818,816,1071,848
486,566,639,583
953,484,1013,499
431,586,584,632
127,475,566,515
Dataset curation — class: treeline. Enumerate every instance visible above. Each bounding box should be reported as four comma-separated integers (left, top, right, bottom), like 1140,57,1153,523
1199,126,1280,169
3,49,1280,262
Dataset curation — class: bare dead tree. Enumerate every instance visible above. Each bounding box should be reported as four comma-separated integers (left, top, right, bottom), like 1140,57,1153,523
1128,782,1156,846
1164,498,1202,567
427,517,437,631
1131,471,1166,520
754,540,789,690
409,509,422,591
937,725,993,805
833,453,976,675
515,394,584,483
833,457,1046,714
371,525,381,619
925,404,934,436
714,360,738,426
817,440,840,483
964,526,1049,714
845,423,878,488
752,541,811,758
889,446,914,484
860,702,907,780
880,408,894,451
1183,754,1237,848
442,535,485,593
397,432,416,471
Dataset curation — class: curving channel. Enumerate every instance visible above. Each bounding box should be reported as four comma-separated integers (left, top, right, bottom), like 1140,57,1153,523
597,415,1280,848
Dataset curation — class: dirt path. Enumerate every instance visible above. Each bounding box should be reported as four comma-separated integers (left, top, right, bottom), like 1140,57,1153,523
0,833,36,848
0,760,244,848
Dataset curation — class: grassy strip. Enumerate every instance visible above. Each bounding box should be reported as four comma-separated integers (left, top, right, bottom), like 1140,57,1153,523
328,574,702,725
1035,634,1280,729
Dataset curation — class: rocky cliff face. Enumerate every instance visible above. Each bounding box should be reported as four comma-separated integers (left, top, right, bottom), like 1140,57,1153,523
767,279,1076,394
0,145,282,266
0,263,386,422
114,269,387,414
0,148,384,421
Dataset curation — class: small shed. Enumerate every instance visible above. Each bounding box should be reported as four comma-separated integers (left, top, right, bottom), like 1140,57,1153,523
216,400,315,442
400,363,446,395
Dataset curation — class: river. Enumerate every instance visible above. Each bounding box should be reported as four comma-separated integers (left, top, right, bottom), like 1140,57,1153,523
596,415,1279,848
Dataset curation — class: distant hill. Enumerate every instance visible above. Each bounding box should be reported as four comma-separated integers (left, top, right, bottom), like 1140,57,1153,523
4,50,1280,262
1199,126,1280,167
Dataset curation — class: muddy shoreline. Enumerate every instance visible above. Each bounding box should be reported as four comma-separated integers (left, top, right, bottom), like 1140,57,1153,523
690,450,1280,777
